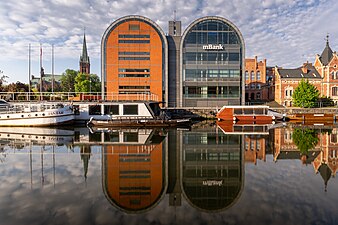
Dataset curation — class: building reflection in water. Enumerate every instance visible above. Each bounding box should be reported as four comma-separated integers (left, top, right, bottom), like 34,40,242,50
273,125,338,191
100,128,167,213
3,123,338,215
180,125,244,212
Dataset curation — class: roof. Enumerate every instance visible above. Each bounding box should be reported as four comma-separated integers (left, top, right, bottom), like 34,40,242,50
278,63,321,79
80,32,90,64
319,39,333,66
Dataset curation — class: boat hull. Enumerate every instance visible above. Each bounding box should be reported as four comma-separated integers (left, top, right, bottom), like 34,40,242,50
0,105,74,127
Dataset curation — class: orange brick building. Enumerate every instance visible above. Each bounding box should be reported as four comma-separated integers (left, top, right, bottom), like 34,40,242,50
101,16,168,104
274,62,322,106
245,57,274,102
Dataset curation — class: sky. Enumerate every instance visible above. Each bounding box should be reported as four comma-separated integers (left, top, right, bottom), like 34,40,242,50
1,0,338,84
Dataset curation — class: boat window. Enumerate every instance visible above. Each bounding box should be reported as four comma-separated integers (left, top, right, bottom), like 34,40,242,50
255,108,264,114
89,132,102,142
89,105,101,115
123,105,138,115
104,105,119,115
243,108,253,114
123,132,138,142
104,132,119,142
234,108,242,115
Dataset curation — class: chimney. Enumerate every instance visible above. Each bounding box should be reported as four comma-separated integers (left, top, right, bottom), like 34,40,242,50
301,63,308,74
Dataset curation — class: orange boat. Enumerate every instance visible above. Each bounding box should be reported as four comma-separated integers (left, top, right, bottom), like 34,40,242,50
216,105,285,123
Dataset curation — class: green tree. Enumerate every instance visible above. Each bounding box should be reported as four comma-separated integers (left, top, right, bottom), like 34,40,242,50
292,128,319,154
292,79,319,108
74,73,101,93
60,69,77,92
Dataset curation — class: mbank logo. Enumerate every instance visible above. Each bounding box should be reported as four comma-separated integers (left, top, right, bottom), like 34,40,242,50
202,44,224,50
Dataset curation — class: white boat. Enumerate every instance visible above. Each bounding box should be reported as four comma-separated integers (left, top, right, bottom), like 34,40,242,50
0,127,74,145
73,101,161,123
73,101,191,127
0,100,74,126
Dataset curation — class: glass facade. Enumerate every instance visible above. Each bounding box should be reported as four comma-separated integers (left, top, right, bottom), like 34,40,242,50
181,18,244,107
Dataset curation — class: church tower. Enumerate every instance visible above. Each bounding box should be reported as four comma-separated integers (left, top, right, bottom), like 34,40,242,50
80,31,90,74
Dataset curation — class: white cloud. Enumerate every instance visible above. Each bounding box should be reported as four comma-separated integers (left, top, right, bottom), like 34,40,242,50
0,0,338,82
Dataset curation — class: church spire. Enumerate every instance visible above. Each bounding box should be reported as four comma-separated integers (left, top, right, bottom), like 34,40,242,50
80,29,90,74
320,33,333,66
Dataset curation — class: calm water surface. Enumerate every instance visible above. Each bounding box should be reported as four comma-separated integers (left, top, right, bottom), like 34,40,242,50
0,123,337,225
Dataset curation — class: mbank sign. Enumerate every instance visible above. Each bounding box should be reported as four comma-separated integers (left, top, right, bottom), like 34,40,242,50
202,44,224,50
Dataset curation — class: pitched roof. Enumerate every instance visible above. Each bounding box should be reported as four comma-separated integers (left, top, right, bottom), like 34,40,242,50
319,38,333,66
278,63,321,79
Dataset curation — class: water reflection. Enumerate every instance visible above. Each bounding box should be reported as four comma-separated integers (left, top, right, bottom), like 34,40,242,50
273,125,338,191
100,128,167,213
1,123,338,224
180,126,243,212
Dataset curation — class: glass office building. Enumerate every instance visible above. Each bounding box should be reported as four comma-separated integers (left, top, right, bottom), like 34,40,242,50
180,17,245,107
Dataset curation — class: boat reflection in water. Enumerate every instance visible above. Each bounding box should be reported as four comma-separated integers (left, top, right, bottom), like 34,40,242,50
0,127,74,146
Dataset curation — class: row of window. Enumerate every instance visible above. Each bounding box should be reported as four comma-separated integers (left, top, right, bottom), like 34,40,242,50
246,92,261,100
184,31,239,45
184,69,240,80
118,57,150,60
119,73,150,78
118,68,150,73
183,86,240,98
245,141,261,150
119,34,150,38
183,133,241,145
191,21,232,32
119,51,150,55
88,131,139,143
88,105,138,115
245,71,261,81
245,84,261,89
184,52,240,63
119,91,151,94
119,86,150,90
118,40,150,43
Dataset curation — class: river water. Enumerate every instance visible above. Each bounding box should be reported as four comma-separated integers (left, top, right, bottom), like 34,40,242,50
0,123,337,225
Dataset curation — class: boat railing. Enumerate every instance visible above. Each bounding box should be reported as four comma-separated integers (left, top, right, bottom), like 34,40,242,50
0,91,159,102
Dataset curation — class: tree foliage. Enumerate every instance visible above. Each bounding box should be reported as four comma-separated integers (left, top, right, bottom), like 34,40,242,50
292,79,319,108
292,128,319,154
74,73,101,93
60,69,78,92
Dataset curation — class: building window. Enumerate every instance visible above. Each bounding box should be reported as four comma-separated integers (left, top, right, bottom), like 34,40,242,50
333,87,338,96
251,71,255,81
257,71,261,80
245,71,249,80
129,24,140,30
